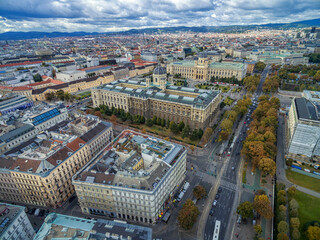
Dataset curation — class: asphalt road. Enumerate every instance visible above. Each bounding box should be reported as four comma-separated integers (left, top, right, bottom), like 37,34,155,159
203,66,270,240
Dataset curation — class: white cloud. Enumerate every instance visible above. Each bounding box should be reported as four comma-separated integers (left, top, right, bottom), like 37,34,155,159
0,0,319,32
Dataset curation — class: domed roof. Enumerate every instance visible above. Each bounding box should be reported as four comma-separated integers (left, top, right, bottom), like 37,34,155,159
198,51,208,58
153,65,166,75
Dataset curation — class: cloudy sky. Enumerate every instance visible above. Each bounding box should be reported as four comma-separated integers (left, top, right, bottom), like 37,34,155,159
0,0,319,33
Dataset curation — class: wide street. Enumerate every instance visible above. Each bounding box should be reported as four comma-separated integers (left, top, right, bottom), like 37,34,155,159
202,65,270,240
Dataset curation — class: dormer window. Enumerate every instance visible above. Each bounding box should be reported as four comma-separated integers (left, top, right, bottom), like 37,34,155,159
56,160,62,165
79,143,84,147
68,152,73,156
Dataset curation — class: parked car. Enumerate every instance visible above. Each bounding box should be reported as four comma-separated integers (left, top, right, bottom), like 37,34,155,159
209,208,215,216
212,200,217,206
39,210,45,217
218,187,222,193
215,194,220,199
28,208,36,215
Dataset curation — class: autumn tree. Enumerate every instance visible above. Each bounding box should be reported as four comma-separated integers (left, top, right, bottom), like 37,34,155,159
278,221,289,234
193,185,207,200
307,226,320,240
202,128,213,144
177,199,200,230
290,217,300,229
94,111,102,119
277,232,289,240
254,225,263,236
110,114,118,123
253,194,273,219
258,157,276,176
236,201,253,219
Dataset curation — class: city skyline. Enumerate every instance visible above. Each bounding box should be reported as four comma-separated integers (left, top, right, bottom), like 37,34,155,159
0,0,320,33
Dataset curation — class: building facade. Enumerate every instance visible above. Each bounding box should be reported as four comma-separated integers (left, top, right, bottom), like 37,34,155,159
73,130,187,224
0,203,35,240
167,53,247,81
92,66,221,129
0,117,113,208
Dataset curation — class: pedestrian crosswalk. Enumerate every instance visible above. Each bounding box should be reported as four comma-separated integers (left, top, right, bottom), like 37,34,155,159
220,179,237,191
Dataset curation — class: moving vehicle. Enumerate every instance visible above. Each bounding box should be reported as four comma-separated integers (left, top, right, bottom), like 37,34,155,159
212,220,221,240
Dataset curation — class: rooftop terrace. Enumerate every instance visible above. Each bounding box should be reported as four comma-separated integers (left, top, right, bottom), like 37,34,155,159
75,130,184,191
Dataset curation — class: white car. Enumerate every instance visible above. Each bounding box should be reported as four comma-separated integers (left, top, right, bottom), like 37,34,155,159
212,200,217,206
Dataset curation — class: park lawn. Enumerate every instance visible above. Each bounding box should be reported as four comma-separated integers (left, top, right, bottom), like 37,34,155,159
223,96,234,106
286,169,320,193
75,91,91,99
295,190,320,240
215,85,230,93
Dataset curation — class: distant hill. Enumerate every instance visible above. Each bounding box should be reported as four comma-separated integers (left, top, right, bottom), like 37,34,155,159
0,18,319,40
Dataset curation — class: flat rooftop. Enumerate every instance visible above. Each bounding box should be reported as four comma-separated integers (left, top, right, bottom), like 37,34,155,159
0,203,24,237
34,213,152,240
74,130,184,191
295,97,318,121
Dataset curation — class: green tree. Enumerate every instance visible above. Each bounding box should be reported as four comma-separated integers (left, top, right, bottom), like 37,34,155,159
146,119,153,127
291,228,300,240
236,201,253,219
56,90,65,101
178,121,185,132
255,61,266,72
169,121,179,134
287,186,296,199
161,118,166,127
278,221,289,234
33,73,42,82
182,125,191,139
289,199,299,211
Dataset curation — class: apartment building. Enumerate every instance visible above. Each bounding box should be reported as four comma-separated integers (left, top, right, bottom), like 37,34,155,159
0,116,113,208
0,203,35,240
0,107,68,152
73,130,187,224
92,65,221,129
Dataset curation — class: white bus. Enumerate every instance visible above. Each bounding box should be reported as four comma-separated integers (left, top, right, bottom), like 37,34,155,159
212,220,221,240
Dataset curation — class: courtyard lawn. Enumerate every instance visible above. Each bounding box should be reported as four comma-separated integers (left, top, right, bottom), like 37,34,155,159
286,169,320,193
295,190,320,240
130,124,201,146
215,85,230,93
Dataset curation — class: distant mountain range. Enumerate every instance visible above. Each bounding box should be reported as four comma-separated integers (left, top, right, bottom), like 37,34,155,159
0,18,320,40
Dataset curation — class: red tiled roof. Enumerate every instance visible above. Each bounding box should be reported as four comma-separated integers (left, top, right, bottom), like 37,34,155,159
0,61,43,68
66,137,86,152
46,146,73,166
12,86,32,91
10,158,41,173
